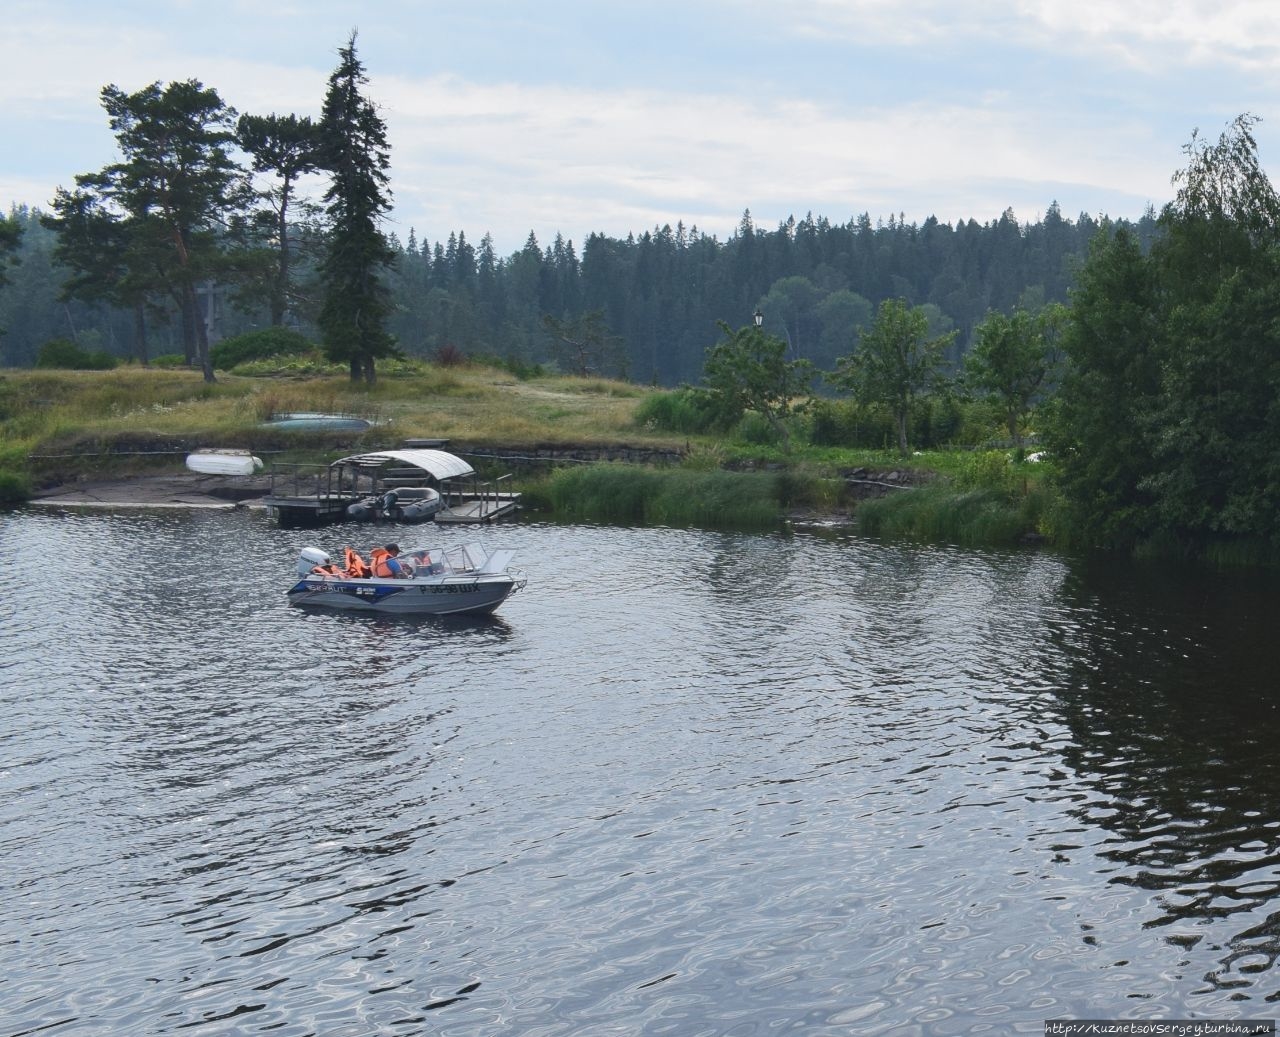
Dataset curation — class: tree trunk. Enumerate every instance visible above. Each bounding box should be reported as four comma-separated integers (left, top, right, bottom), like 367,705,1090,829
273,184,291,326
134,303,149,367
1008,413,1023,456
768,413,791,453
185,282,215,383
62,304,80,344
895,411,909,457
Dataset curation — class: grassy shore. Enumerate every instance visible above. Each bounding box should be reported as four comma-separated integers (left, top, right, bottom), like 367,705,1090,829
1,360,1055,545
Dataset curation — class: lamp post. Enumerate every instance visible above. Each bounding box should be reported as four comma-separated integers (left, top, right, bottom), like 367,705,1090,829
753,309,764,329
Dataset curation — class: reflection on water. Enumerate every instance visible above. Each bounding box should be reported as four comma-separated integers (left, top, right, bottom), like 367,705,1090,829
4,508,1280,1035
1046,558,1280,998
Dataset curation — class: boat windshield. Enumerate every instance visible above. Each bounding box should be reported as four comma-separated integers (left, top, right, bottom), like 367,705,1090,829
403,544,486,576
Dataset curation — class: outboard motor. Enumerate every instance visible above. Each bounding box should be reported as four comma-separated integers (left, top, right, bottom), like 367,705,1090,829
298,547,330,576
378,490,402,521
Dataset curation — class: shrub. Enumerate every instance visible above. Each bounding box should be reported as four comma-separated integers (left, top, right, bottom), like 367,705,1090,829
230,351,343,377
736,411,780,445
435,343,467,367
809,395,994,450
471,353,545,380
634,387,721,434
857,484,1028,546
952,450,1019,492
541,463,781,529
807,398,896,448
35,339,118,370
0,469,32,504
211,327,314,370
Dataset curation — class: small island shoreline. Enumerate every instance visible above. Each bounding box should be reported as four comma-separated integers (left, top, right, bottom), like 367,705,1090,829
24,470,861,530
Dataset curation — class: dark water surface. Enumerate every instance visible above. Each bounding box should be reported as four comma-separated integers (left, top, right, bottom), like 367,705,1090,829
5,507,1280,1035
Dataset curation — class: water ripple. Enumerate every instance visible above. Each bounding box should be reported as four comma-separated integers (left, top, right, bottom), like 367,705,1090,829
6,512,1280,1032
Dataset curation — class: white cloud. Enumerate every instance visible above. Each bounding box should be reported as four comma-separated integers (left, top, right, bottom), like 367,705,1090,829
773,0,1280,72
0,0,1255,252
377,72,1172,248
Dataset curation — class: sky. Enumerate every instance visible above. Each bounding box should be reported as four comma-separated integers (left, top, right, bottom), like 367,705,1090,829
6,0,1280,256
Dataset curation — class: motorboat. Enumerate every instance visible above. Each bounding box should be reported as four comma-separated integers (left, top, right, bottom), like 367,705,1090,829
287,543,526,616
346,486,443,523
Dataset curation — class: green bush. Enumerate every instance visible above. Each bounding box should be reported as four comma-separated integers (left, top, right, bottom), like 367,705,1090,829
231,351,344,377
952,450,1019,492
807,398,896,448
541,464,781,529
0,469,32,504
211,327,314,370
857,484,1028,546
149,354,186,368
634,387,721,434
471,353,545,380
35,339,118,370
736,411,780,445
808,395,993,450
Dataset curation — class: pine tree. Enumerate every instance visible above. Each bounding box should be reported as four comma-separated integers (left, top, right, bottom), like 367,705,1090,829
317,31,398,383
56,80,248,380
237,112,323,326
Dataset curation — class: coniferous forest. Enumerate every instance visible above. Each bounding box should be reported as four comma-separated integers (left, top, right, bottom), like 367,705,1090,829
0,199,1159,383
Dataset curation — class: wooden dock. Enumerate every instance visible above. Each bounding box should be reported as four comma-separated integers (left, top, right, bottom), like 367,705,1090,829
436,492,522,524
262,459,521,527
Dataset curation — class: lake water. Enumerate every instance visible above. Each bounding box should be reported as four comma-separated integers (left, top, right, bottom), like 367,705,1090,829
5,506,1280,1036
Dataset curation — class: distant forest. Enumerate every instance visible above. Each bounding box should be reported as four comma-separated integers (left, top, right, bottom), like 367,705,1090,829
0,200,1161,385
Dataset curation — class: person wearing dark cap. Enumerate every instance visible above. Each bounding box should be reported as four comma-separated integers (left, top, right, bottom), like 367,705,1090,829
371,543,412,578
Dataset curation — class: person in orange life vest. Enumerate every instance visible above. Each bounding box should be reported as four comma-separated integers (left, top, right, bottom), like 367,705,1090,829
310,560,345,577
371,543,412,578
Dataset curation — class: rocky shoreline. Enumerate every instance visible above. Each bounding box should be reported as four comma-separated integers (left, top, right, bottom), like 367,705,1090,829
29,471,273,510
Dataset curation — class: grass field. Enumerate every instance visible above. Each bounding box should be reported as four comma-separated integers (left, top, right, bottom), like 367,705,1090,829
0,360,1056,545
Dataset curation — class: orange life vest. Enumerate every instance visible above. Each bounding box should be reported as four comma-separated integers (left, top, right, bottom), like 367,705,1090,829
311,563,345,577
370,547,397,578
343,546,371,578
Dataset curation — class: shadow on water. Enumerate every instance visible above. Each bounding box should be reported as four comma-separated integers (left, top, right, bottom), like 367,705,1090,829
1046,553,1280,993
288,606,517,640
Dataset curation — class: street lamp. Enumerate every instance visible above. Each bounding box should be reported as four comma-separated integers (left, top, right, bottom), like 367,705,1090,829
753,309,764,329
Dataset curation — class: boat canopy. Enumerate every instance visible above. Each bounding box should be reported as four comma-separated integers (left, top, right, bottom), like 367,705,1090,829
330,449,476,481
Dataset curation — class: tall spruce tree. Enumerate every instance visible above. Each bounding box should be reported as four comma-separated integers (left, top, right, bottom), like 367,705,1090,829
317,31,398,383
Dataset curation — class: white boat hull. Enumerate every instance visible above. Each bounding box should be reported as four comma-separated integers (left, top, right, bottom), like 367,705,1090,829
186,451,263,476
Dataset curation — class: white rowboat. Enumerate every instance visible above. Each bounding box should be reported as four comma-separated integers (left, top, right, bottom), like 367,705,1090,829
186,450,264,476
